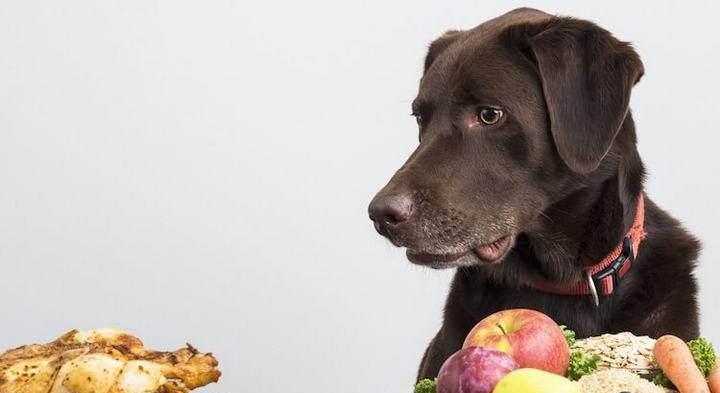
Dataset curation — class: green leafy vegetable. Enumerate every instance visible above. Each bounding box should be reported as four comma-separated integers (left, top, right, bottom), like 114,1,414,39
567,350,600,381
653,372,672,388
560,325,576,347
561,326,597,381
653,337,716,389
688,337,717,376
414,378,437,393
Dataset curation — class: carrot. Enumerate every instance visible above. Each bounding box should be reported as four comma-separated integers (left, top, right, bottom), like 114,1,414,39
654,335,710,393
708,367,720,393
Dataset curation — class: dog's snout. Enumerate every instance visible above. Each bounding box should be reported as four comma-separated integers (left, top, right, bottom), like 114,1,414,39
368,193,414,232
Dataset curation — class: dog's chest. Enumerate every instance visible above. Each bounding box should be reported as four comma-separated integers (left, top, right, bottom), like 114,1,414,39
453,279,616,338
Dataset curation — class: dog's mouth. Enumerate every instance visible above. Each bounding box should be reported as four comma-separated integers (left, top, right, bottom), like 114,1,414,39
406,233,515,268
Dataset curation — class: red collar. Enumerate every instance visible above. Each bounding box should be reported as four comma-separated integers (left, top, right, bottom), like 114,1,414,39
530,193,647,306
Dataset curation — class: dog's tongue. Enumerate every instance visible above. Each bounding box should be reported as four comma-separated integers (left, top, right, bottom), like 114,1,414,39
475,236,511,262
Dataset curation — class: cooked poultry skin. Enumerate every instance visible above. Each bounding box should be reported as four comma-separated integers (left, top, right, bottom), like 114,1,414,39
0,328,220,393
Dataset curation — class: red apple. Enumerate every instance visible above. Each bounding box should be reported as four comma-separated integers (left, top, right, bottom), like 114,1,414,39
437,347,518,393
462,309,569,375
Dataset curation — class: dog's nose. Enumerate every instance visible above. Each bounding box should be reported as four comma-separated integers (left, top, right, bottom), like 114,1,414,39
368,193,414,231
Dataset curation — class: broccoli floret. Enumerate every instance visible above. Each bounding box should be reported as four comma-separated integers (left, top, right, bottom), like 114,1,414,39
414,378,437,393
688,337,717,376
567,350,600,381
560,325,576,347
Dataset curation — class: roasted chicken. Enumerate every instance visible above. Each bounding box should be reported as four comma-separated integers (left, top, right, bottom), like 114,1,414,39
0,328,220,393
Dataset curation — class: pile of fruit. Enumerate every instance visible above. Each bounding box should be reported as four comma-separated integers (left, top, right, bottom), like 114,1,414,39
414,309,719,393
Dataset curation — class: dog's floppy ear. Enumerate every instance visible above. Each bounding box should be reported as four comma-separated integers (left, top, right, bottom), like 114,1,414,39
424,30,464,73
510,18,644,173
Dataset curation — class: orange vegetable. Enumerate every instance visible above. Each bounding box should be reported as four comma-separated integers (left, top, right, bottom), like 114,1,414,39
708,367,720,393
654,335,710,393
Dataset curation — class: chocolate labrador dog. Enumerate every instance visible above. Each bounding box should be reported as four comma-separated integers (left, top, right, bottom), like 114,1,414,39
368,8,701,380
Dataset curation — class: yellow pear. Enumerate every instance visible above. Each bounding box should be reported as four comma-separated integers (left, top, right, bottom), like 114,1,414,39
493,368,580,393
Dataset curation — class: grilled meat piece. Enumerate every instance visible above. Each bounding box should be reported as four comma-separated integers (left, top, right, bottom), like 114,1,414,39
0,328,220,393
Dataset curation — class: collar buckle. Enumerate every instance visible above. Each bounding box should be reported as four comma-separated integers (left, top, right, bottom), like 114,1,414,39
585,270,600,307
587,237,634,307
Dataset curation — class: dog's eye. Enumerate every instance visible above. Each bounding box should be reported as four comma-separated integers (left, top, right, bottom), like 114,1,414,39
478,107,503,125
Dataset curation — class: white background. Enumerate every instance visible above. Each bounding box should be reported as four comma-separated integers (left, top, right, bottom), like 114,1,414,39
1,1,718,392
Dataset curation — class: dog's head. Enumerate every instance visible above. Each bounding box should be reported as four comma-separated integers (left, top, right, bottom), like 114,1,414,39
368,8,644,268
